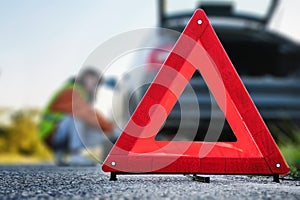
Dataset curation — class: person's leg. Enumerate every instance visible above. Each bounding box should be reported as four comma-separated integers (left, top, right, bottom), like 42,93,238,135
77,124,108,161
68,119,109,165
52,115,113,165
51,115,76,165
52,115,83,152
52,115,96,166
80,125,104,147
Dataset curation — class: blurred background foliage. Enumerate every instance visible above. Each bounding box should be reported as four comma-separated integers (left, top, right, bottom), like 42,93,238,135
269,120,300,169
0,108,52,164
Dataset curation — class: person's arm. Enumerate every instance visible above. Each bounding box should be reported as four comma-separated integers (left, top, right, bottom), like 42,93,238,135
50,89,114,134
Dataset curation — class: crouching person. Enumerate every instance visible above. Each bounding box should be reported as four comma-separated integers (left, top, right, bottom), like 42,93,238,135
38,68,114,166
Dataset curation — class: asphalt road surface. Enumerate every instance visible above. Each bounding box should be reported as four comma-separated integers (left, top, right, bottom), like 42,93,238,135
0,165,299,199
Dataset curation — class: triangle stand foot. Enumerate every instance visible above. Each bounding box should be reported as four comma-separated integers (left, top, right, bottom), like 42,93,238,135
273,174,280,183
109,172,117,181
185,174,210,183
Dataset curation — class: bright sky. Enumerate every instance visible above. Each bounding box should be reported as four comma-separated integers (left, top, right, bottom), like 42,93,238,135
0,0,299,109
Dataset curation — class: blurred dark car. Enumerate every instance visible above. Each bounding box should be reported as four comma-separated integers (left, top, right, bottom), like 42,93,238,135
122,0,300,140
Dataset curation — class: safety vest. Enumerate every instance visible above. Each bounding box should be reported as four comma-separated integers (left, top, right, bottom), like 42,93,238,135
38,80,88,140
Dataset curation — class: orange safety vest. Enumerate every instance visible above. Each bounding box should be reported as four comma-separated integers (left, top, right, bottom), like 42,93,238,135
38,80,88,140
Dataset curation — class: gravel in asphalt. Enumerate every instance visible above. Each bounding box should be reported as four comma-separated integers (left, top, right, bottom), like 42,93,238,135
0,165,299,199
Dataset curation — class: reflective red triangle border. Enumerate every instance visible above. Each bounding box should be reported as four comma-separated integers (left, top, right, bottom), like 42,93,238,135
102,9,289,176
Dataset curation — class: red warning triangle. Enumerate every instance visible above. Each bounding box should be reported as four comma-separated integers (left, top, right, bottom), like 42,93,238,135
102,9,289,176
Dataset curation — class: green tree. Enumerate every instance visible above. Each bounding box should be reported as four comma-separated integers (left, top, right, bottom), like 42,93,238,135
4,109,52,159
